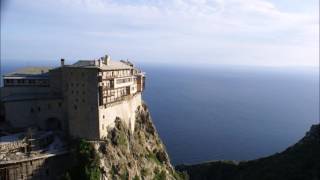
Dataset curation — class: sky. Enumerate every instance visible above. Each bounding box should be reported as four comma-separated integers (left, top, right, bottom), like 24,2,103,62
0,0,319,67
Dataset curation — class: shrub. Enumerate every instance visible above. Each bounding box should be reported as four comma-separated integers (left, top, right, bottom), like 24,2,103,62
173,171,188,180
147,153,161,165
141,168,148,177
154,170,166,180
62,139,101,180
133,175,140,180
117,131,128,146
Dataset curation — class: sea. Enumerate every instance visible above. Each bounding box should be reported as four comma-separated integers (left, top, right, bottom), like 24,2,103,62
1,63,319,165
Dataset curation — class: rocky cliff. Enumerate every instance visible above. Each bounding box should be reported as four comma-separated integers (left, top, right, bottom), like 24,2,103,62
63,103,185,180
97,103,185,179
177,123,320,180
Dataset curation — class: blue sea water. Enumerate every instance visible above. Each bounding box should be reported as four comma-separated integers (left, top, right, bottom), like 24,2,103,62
1,63,319,165
141,65,319,165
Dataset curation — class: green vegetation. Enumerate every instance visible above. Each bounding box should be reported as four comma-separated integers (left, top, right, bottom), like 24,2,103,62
117,131,128,146
153,170,166,180
177,124,320,180
173,171,188,180
119,169,129,180
133,175,140,180
110,165,116,178
61,139,101,180
147,152,162,165
141,168,148,177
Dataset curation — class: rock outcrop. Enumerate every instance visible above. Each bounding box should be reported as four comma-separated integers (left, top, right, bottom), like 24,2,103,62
95,103,184,180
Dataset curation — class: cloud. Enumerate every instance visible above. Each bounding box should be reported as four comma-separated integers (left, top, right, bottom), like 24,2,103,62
1,0,318,66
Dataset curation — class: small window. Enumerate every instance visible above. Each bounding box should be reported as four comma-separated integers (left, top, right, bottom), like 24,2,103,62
38,107,41,112
103,115,105,119
58,102,62,107
30,108,34,113
82,99,85,103
46,169,49,176
74,105,77,110
71,90,74,94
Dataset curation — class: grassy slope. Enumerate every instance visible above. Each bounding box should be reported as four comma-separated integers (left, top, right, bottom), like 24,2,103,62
176,124,320,180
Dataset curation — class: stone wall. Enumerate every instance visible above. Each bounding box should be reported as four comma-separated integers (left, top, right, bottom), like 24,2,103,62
1,87,50,98
4,98,66,130
98,93,142,139
0,152,71,180
63,67,100,139
0,141,26,154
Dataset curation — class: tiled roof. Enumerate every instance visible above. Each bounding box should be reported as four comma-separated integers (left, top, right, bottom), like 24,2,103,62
71,60,96,67
70,60,134,70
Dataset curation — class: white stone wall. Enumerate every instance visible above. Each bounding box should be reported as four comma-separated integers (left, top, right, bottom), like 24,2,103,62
130,84,138,94
98,93,142,139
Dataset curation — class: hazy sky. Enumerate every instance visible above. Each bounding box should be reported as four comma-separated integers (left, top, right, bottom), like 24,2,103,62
1,0,319,67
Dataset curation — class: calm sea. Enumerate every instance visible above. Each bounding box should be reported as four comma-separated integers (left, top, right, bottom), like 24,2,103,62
1,63,319,165
141,65,319,165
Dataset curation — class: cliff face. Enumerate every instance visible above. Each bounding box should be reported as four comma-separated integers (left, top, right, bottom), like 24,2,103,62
177,124,320,180
94,103,184,180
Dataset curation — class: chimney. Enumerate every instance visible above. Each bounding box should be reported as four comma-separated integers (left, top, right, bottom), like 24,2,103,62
104,55,110,65
98,59,102,67
61,58,65,67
